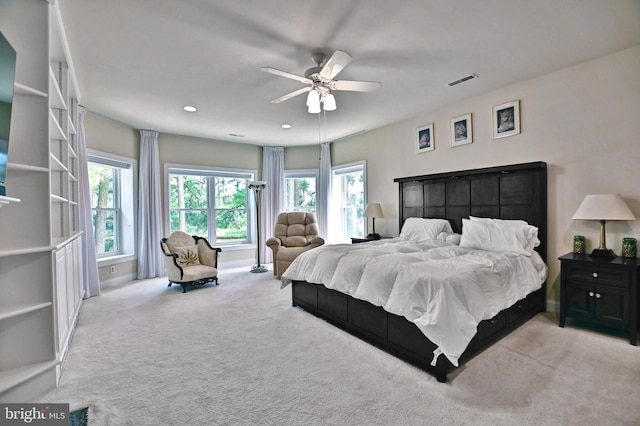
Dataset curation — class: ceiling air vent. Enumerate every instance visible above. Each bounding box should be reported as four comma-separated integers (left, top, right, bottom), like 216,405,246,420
448,73,478,87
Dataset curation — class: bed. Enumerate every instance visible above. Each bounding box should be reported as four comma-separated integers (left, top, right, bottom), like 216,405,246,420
282,161,547,382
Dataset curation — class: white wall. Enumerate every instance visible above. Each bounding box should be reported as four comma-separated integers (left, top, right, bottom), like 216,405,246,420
331,45,640,307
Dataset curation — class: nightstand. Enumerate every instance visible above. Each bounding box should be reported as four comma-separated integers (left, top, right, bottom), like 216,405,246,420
351,237,379,244
558,253,639,345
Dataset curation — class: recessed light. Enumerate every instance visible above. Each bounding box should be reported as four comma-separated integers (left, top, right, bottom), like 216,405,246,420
281,123,292,129
183,105,197,112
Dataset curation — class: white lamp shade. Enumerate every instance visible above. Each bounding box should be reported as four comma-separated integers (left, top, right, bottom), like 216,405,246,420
572,194,635,220
306,89,319,106
323,93,337,111
363,203,384,218
307,100,321,114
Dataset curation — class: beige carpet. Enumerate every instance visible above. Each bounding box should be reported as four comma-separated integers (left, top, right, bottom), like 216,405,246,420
36,265,640,425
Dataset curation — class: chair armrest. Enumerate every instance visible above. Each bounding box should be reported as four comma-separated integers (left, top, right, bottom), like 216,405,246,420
194,236,221,268
161,241,185,280
309,236,325,246
266,237,282,248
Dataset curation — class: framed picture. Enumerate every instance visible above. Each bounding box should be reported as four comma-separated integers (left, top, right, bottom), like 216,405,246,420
450,113,472,147
493,100,520,139
416,124,434,153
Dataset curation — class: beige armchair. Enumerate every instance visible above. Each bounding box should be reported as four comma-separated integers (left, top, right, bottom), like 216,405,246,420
266,212,324,278
160,231,222,293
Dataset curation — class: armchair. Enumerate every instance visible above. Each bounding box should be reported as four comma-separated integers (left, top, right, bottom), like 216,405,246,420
266,212,324,278
160,231,222,293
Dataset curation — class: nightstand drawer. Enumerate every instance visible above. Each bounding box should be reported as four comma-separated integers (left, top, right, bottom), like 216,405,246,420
567,264,629,287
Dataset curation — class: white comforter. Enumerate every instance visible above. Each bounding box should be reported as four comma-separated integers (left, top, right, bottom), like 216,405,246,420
281,238,547,366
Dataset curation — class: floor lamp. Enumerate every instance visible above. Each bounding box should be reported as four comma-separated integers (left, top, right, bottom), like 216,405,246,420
248,181,268,273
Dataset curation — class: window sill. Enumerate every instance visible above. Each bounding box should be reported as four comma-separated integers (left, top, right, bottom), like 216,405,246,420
216,243,254,252
97,254,137,267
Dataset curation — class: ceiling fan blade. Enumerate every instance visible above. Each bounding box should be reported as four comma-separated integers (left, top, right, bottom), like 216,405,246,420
330,80,381,92
319,50,352,80
261,67,312,84
270,86,312,104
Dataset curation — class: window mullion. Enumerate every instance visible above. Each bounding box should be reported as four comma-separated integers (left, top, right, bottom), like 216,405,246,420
208,176,216,242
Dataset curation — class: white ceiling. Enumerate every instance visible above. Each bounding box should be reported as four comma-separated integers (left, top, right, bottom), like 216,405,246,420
56,0,640,147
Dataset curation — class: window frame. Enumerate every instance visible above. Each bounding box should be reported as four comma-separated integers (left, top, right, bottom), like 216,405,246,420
87,150,137,263
165,163,257,248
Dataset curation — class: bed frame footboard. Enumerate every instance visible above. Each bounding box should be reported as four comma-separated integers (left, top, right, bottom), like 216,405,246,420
292,280,545,383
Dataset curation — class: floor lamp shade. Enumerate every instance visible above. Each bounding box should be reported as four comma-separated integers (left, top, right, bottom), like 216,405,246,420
363,203,384,240
572,194,636,257
248,181,268,272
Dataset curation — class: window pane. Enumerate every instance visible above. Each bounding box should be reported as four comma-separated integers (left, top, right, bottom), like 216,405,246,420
92,209,118,255
170,175,207,209
216,209,247,242
215,177,247,209
88,164,115,208
170,209,208,237
343,206,361,237
285,177,316,212
343,171,364,236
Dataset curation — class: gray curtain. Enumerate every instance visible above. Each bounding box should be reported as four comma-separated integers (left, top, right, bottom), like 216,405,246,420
137,130,164,279
77,106,101,298
261,146,285,263
317,142,331,239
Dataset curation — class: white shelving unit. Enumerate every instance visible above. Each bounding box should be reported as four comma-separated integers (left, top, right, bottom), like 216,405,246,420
0,0,84,402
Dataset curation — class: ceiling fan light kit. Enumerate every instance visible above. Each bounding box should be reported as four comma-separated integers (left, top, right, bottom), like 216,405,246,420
262,49,381,114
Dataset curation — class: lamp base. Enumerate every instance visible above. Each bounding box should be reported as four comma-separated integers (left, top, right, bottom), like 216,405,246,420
590,248,616,259
250,264,268,273
366,233,381,240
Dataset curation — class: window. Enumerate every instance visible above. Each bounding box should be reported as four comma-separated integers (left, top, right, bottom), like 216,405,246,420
167,166,254,245
284,169,317,213
88,152,136,259
331,162,366,242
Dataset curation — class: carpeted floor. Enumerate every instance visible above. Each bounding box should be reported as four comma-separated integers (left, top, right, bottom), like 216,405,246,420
36,265,640,425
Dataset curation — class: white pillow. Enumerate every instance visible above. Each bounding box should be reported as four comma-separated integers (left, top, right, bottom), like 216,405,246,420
399,218,453,242
469,216,540,248
437,232,462,245
469,216,528,226
459,218,539,256
174,245,201,266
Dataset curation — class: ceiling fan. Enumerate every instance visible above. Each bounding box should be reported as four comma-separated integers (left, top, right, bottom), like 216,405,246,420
261,50,381,113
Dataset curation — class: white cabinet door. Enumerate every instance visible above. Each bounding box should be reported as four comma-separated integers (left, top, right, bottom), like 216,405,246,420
54,247,68,353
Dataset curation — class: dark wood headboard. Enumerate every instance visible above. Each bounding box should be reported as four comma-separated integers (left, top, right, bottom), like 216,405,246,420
394,161,547,262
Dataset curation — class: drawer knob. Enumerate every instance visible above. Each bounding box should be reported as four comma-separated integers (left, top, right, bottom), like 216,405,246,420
589,291,595,297
592,272,598,278
596,293,601,299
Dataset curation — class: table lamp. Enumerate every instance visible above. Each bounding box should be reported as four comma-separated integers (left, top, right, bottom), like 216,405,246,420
571,194,636,258
363,202,384,240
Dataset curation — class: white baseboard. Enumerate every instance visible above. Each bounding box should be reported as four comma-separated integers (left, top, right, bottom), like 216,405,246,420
100,273,138,291
546,299,559,313
219,259,271,270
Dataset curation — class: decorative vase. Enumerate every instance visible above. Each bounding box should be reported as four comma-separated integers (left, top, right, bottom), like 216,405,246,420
622,237,637,258
573,235,585,254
